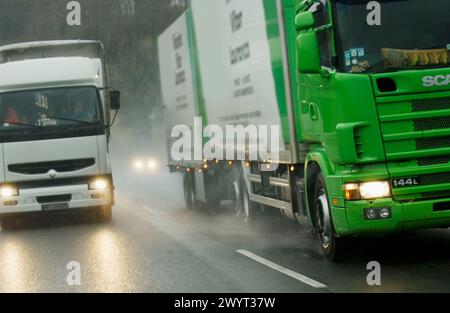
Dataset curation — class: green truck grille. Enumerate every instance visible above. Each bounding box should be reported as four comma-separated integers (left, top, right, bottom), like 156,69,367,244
412,97,450,112
420,172,450,185
422,190,450,199
414,116,450,131
417,156,450,167
416,136,450,150
377,93,450,201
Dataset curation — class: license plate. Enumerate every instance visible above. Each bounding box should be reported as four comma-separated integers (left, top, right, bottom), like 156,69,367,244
42,203,69,211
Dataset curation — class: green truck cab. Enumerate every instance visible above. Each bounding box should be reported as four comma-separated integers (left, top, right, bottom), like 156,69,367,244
296,0,450,259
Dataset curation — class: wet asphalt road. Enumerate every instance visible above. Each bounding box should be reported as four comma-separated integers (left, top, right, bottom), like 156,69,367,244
1,167,450,293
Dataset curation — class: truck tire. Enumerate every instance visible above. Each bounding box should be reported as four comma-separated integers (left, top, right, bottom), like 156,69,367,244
0,215,16,229
97,206,112,222
183,172,195,210
313,173,346,262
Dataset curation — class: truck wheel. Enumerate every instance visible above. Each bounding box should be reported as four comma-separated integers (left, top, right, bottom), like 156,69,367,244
313,174,345,262
97,206,112,222
183,173,195,210
0,215,16,229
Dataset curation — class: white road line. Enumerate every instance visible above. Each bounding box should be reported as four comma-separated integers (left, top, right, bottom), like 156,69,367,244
236,249,327,289
143,205,167,216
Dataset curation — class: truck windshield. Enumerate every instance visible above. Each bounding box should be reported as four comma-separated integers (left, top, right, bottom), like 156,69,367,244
0,86,102,130
333,0,450,73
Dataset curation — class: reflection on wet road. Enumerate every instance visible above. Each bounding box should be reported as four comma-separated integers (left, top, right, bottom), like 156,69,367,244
1,169,450,292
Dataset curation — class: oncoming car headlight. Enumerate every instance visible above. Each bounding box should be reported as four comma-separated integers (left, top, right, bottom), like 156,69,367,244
147,160,157,170
132,158,159,172
343,181,391,200
133,160,144,170
0,186,18,198
89,178,109,191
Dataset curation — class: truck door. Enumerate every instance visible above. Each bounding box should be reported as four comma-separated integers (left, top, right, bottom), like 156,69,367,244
297,1,334,140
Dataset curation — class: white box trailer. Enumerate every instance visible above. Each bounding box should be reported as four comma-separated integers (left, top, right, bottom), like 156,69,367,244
158,0,302,216
189,0,290,155
158,13,201,168
159,1,298,166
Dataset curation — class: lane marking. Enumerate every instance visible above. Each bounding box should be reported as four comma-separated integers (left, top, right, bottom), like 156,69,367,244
236,249,327,289
143,205,167,216
118,195,167,217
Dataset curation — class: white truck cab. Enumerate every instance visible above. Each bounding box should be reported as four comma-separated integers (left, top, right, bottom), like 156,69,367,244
0,40,120,228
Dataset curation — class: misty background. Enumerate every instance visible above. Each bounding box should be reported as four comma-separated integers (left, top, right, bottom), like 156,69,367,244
0,0,187,160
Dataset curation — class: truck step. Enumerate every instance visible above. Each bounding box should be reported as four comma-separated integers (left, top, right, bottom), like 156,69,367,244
269,177,290,188
249,193,292,212
248,174,262,183
248,174,291,189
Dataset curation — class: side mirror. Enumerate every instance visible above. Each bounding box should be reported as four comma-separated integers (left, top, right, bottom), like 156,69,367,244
295,11,315,31
295,12,321,74
110,90,121,110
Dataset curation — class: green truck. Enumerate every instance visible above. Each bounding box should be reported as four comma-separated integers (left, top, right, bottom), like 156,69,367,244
158,0,450,261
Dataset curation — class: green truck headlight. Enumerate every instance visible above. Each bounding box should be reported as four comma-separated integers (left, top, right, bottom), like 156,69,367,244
344,181,391,201
359,181,391,199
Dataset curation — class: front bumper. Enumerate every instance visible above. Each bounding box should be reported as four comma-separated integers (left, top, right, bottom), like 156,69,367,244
339,197,450,236
330,160,450,236
0,183,114,215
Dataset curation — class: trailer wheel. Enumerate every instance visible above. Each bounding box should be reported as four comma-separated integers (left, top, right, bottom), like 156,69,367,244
313,173,346,262
183,172,195,210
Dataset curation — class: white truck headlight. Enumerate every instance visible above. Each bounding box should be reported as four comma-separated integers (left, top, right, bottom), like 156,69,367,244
344,181,391,200
89,178,108,191
0,186,19,198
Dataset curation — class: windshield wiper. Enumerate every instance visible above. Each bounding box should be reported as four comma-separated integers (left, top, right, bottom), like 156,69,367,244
46,116,94,125
0,121,39,128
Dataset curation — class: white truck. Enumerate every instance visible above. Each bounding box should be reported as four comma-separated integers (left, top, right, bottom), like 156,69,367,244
0,40,120,228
